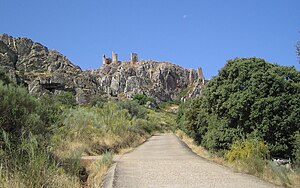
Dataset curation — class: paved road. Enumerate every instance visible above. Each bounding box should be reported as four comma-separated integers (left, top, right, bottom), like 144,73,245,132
111,134,277,188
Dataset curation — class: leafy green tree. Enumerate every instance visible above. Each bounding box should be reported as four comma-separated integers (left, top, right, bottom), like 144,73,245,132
182,58,300,158
293,132,300,167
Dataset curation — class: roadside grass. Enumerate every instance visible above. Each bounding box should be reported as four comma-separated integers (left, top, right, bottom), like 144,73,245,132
49,101,177,186
0,80,177,187
0,132,80,188
176,130,300,188
85,152,113,188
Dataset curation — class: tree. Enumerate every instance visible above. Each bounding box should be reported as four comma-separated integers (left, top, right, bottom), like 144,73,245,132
182,58,300,158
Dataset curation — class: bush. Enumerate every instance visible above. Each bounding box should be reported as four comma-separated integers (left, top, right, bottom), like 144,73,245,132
0,82,43,143
117,100,147,119
225,138,269,162
225,137,269,175
0,68,11,85
55,91,77,107
53,107,103,143
0,82,79,187
37,95,63,129
133,94,154,105
88,94,107,108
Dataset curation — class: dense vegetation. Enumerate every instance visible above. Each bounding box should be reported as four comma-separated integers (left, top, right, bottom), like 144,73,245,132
0,75,176,187
177,58,300,164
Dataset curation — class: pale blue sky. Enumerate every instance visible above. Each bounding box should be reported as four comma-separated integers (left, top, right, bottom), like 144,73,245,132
1,0,300,78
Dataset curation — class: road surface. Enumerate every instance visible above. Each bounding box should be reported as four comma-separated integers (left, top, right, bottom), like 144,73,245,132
108,134,278,188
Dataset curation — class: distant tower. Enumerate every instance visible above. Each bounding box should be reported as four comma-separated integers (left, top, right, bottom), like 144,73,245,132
102,54,107,65
102,54,112,65
197,67,205,85
130,53,138,64
112,51,118,63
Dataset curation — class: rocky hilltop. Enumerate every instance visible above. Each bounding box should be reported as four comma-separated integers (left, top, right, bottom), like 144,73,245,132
0,34,205,103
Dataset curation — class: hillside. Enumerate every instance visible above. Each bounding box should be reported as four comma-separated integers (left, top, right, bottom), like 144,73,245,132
0,34,205,103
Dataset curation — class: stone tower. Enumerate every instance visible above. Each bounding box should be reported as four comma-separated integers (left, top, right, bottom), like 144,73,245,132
112,51,118,63
130,53,138,64
102,54,112,65
102,55,107,65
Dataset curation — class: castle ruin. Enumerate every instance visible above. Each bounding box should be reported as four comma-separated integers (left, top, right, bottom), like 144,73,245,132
102,54,112,65
102,51,118,65
102,51,139,65
112,51,118,63
131,53,138,64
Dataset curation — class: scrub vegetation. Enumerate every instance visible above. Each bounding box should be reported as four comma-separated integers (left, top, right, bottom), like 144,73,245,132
0,73,175,187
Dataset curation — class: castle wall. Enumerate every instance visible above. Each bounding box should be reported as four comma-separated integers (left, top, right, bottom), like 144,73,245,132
131,53,138,64
112,51,118,63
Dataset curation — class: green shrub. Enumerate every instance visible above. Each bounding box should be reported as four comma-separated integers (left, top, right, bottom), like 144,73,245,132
0,68,11,85
225,138,269,162
117,100,147,119
0,82,42,143
55,91,77,107
37,95,63,128
88,94,107,108
52,107,103,144
225,137,269,175
293,132,300,168
133,118,155,134
133,94,154,105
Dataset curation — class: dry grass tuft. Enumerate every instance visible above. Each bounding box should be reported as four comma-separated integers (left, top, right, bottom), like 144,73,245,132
176,130,300,188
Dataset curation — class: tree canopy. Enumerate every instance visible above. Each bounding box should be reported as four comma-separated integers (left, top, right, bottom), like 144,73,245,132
178,58,300,159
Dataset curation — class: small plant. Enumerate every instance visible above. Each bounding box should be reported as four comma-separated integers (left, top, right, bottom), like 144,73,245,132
225,137,269,175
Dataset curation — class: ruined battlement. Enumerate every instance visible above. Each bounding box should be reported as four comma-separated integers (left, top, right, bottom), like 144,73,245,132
102,51,139,65
102,55,112,65
131,53,138,64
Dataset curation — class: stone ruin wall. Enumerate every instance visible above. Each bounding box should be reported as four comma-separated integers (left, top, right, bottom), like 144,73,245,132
102,51,139,65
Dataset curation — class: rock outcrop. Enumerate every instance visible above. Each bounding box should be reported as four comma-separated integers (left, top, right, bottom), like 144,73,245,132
0,34,205,103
